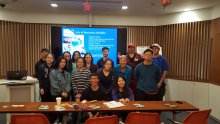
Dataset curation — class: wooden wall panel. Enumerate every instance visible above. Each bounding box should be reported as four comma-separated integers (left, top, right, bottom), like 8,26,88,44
23,24,51,76
0,20,212,84
210,18,220,85
0,21,23,77
127,26,156,46
156,21,211,82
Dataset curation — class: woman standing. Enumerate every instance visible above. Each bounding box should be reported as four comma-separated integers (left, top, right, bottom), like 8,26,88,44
38,53,55,102
63,51,72,73
49,56,71,124
71,51,81,72
84,53,98,73
71,57,91,98
97,59,115,100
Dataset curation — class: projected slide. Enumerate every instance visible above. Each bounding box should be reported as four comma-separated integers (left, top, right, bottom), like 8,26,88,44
62,27,117,66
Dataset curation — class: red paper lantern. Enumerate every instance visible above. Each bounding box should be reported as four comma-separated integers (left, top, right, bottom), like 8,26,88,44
83,2,92,12
161,0,171,7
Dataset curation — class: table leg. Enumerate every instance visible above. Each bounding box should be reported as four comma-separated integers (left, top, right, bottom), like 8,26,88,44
77,111,81,124
172,111,181,123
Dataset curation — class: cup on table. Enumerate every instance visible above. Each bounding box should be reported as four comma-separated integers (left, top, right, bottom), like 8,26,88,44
75,94,81,103
56,97,62,106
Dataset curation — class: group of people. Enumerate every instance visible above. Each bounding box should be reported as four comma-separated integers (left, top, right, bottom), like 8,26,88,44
35,43,169,124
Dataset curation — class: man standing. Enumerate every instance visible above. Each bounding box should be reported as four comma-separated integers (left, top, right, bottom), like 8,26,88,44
35,48,50,78
126,43,142,91
134,49,161,101
150,44,169,101
114,55,132,86
97,47,114,69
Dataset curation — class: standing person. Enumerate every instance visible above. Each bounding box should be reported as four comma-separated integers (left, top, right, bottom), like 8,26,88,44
81,73,108,122
126,43,142,92
97,59,115,100
38,53,55,102
84,53,98,73
35,48,50,78
97,47,114,69
49,56,71,124
150,44,169,101
63,51,72,73
71,57,90,124
71,57,91,98
134,49,161,101
112,76,134,122
114,55,132,87
72,51,81,72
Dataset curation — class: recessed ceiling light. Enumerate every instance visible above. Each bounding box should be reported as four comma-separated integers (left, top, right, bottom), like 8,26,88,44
122,5,128,10
51,3,58,8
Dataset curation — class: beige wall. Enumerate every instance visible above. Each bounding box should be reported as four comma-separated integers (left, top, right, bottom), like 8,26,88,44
2,5,220,26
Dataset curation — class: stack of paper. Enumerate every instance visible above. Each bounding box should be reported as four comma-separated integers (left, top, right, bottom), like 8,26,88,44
103,101,124,108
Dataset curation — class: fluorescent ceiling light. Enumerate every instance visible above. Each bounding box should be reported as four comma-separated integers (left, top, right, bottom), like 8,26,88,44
51,3,58,8
122,5,128,10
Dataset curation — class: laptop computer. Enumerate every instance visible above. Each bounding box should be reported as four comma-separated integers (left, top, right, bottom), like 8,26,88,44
7,70,27,80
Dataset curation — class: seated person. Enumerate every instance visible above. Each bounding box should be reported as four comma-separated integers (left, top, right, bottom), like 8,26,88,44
112,76,134,122
81,73,108,122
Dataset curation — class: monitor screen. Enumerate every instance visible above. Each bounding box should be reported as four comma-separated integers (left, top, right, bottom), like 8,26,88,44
62,27,117,66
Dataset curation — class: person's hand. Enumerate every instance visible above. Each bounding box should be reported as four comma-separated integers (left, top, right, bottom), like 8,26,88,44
125,98,130,102
40,89,44,95
157,83,162,89
119,98,125,103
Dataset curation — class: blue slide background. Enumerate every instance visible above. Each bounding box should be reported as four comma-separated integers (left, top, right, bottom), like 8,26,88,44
62,27,117,66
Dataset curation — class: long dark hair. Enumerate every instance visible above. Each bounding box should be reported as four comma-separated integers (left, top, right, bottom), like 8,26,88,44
84,52,94,65
72,51,81,63
55,56,67,69
103,59,113,70
115,76,129,99
63,51,71,61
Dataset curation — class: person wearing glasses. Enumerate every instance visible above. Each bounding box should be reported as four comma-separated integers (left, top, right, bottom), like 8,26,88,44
114,55,132,87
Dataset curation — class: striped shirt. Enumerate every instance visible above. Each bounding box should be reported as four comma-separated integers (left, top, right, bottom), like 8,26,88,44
71,67,91,94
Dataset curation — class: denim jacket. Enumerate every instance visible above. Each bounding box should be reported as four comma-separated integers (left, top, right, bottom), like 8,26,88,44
49,69,71,96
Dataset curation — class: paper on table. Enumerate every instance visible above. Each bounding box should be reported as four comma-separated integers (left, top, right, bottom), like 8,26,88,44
103,101,124,108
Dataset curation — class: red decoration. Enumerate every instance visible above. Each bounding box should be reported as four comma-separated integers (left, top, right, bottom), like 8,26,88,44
161,0,171,7
83,2,92,12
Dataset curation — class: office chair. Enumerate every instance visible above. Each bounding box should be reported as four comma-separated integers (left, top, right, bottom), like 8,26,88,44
125,112,161,124
84,115,118,124
169,109,211,124
11,114,50,124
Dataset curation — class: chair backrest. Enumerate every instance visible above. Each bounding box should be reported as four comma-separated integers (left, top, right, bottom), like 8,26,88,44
125,112,161,124
183,109,211,124
11,114,50,124
84,115,118,124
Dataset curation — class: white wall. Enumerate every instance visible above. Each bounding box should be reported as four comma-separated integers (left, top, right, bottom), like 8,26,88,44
156,8,212,25
0,10,157,26
165,79,220,121
212,5,220,19
1,6,220,26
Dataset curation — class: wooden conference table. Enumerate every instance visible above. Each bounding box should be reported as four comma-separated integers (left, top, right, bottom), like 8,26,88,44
0,101,198,123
